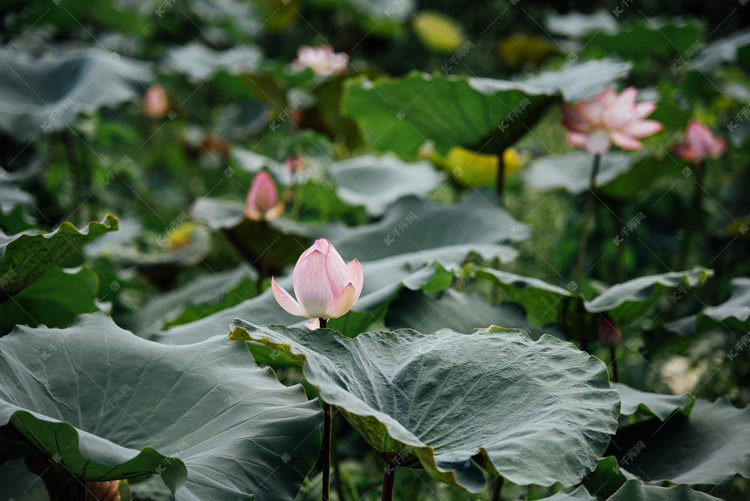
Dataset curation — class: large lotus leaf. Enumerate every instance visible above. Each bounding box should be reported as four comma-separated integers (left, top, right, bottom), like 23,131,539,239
229,321,620,491
0,214,118,302
522,152,634,195
613,383,694,421
664,277,750,337
475,268,712,328
329,154,447,216
610,480,723,500
545,10,618,38
690,27,750,72
0,313,321,500
538,486,597,500
385,288,562,341
606,398,750,486
133,263,258,332
341,71,557,158
0,266,103,335
580,456,630,499
163,42,263,83
300,189,527,262
0,49,151,141
584,19,704,60
342,60,630,157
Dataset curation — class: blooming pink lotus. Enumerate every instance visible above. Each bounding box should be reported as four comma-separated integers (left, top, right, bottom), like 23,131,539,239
142,84,170,119
244,170,284,221
561,87,663,155
272,239,363,330
292,45,348,75
673,119,727,163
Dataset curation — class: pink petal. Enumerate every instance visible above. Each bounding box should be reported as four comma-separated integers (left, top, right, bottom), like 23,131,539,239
263,202,285,221
293,249,334,318
584,129,612,155
611,131,643,151
686,120,712,150
324,283,356,319
709,137,727,159
634,101,657,119
578,97,606,124
567,131,589,149
324,241,352,294
305,318,320,330
272,278,305,317
620,119,664,138
347,259,364,301
561,105,591,132
673,144,701,163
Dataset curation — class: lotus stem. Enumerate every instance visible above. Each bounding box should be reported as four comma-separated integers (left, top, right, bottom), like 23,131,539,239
381,459,397,501
491,475,504,501
678,162,705,270
496,148,505,197
575,154,602,280
610,346,619,383
320,318,331,501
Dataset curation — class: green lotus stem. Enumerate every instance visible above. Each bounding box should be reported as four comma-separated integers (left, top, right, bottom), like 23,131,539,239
496,148,505,197
491,475,504,501
575,154,602,280
320,318,332,501
256,220,268,295
678,162,705,270
381,459,397,501
332,422,348,501
610,346,619,383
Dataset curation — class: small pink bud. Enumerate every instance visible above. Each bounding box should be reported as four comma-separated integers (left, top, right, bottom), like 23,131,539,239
272,239,363,330
673,119,727,163
142,84,170,119
561,86,663,155
244,170,284,221
598,313,621,348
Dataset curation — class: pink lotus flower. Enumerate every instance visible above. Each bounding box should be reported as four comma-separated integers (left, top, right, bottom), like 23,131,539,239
673,119,727,163
142,84,170,119
292,45,348,75
561,87,663,155
244,170,284,221
272,239,363,330
597,313,621,348
284,154,305,173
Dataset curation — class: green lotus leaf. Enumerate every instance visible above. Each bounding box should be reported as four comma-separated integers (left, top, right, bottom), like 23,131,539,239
229,321,620,492
606,398,750,486
475,267,712,328
0,266,104,335
0,214,118,304
342,60,630,157
0,313,321,500
664,277,750,337
0,49,151,141
614,383,694,421
610,480,723,500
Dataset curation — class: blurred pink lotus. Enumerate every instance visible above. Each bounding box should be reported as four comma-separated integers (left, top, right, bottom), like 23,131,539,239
597,313,621,348
561,87,663,155
272,239,363,330
292,45,348,75
142,84,170,119
673,119,727,163
284,154,305,173
244,170,284,221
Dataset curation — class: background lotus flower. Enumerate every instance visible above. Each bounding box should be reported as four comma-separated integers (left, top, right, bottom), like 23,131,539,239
673,119,727,163
561,87,663,155
142,84,170,119
244,170,284,221
292,45,348,75
272,239,363,330
284,154,305,173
